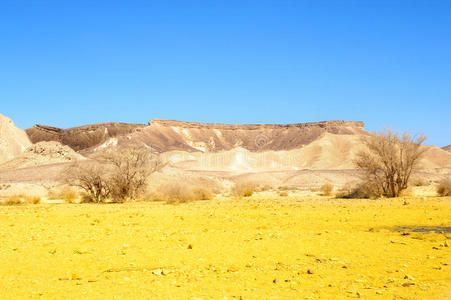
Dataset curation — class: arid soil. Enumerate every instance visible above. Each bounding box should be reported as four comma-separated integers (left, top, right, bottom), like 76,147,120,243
0,195,449,299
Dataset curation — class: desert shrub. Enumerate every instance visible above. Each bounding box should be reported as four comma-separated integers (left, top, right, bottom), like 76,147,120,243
319,183,334,196
336,182,380,199
278,185,297,191
192,187,214,201
260,184,272,192
24,196,41,204
2,195,23,205
2,195,41,205
65,145,162,203
437,179,451,196
278,191,288,197
60,187,78,203
354,129,427,198
232,181,257,197
157,182,196,204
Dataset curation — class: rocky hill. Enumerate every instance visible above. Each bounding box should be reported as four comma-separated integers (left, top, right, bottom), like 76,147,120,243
26,122,146,152
443,145,451,152
74,119,367,154
0,113,31,164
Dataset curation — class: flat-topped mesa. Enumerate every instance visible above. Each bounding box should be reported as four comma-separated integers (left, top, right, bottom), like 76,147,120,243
148,119,365,130
25,119,366,154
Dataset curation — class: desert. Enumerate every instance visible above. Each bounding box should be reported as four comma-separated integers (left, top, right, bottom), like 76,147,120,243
0,112,450,299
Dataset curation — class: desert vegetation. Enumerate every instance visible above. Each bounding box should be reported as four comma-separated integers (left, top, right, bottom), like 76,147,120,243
231,181,258,197
65,145,161,203
437,178,451,196
353,130,427,198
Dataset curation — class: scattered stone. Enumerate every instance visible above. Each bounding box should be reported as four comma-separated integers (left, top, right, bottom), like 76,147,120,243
307,269,314,274
404,274,415,281
187,244,193,249
402,282,415,287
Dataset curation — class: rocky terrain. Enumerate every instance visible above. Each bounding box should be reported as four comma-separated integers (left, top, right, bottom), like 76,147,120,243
443,145,451,152
26,122,146,152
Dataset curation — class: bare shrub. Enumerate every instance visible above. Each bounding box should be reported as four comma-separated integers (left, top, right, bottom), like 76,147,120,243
65,145,161,203
278,185,297,191
157,182,196,204
60,187,78,203
2,195,23,205
319,183,334,196
192,187,214,200
354,129,427,198
336,182,380,199
65,162,112,203
437,178,451,196
25,196,41,204
278,191,288,197
232,181,257,197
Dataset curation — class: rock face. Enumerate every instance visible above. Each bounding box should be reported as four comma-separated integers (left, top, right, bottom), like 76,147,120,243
26,122,146,152
26,119,366,154
443,145,451,152
0,114,32,164
90,119,366,154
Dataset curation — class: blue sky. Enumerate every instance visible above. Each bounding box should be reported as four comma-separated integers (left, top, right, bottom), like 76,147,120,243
1,0,450,146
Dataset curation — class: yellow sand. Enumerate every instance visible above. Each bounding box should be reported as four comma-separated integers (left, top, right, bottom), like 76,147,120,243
0,196,450,299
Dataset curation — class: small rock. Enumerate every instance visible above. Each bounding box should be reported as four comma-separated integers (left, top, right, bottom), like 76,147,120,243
187,244,193,249
307,269,314,274
402,282,415,287
404,274,415,281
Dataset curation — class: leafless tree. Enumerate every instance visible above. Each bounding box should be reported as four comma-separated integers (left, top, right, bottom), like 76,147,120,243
354,129,427,198
65,162,113,203
66,144,162,202
95,145,162,202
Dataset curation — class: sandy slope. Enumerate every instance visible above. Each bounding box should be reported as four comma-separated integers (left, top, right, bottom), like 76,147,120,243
0,113,31,164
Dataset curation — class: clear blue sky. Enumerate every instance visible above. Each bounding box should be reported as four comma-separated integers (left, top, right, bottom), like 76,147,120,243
1,1,450,146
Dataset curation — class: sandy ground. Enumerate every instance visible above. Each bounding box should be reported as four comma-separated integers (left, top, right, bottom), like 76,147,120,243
0,196,450,299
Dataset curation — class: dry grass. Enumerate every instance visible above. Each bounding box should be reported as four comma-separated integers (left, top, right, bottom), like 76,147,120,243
1,194,41,205
153,183,215,204
48,186,79,203
437,178,451,196
319,183,334,196
231,181,257,197
192,187,214,201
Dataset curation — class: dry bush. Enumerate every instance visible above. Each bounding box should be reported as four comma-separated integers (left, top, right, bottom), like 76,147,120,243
156,182,196,204
259,184,272,192
48,186,79,203
192,187,214,201
319,183,334,196
60,187,78,203
355,129,427,198
1,194,41,205
65,145,162,203
437,179,451,196
2,195,23,205
232,181,257,197
336,182,380,199
65,162,112,203
25,196,41,204
278,185,297,191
